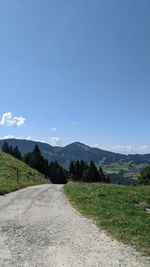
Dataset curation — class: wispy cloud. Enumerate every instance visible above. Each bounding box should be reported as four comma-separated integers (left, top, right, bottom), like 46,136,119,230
93,144,150,154
51,127,57,132
0,112,26,127
70,121,79,125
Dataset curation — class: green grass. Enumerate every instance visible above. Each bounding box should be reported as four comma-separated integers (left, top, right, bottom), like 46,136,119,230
64,183,150,255
0,151,48,194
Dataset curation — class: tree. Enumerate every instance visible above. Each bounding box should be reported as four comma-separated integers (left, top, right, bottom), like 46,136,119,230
13,146,22,160
74,160,81,181
56,167,67,184
9,145,13,155
28,145,44,174
82,164,90,182
69,161,75,180
49,161,60,182
49,161,68,184
138,165,150,185
106,176,111,183
80,160,85,178
89,161,99,182
2,141,10,154
43,159,49,178
24,152,32,164
98,166,106,182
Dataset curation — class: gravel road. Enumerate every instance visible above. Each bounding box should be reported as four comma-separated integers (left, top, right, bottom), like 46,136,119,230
0,184,149,267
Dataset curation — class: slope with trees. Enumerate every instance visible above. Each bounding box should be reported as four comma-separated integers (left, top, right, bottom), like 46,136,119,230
2,140,22,160
24,145,68,184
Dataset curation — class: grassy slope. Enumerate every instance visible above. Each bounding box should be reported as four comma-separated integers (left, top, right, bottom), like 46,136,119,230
0,151,48,194
64,183,150,255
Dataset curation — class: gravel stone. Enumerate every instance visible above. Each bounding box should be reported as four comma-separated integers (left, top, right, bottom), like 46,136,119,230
0,184,149,267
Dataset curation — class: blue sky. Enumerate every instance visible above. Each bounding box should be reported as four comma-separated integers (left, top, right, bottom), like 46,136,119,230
0,0,150,154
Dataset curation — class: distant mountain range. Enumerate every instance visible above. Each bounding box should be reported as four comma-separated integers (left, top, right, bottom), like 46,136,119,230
0,138,150,166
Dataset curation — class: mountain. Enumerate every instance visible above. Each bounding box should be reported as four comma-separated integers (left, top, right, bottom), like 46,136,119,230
0,139,150,165
1,138,150,185
0,139,126,164
60,142,127,164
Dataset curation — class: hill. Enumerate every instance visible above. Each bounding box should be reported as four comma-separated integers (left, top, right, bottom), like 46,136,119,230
0,151,47,194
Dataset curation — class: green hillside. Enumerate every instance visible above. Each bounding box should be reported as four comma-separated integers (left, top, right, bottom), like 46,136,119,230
0,151,48,194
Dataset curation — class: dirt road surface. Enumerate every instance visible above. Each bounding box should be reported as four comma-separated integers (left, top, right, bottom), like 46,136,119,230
0,184,149,267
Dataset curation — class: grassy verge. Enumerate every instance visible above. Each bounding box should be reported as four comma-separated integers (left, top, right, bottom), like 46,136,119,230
0,151,48,195
64,183,150,255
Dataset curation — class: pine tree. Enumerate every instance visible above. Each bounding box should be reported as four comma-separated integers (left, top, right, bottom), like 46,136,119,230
9,145,13,156
24,152,32,164
75,160,81,181
69,161,75,180
49,161,67,184
56,167,67,184
98,166,106,182
43,159,49,178
2,141,10,154
13,146,22,160
29,145,44,173
89,161,99,182
80,160,85,179
82,164,90,182
106,176,111,183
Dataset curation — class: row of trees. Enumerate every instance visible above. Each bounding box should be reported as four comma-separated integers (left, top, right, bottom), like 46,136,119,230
1,141,110,184
69,160,110,183
24,146,110,183
2,141,22,160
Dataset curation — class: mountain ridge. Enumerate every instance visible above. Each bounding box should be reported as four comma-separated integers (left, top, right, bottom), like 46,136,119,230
0,138,150,165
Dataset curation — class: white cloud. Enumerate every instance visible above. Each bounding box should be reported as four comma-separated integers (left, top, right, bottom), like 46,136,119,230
26,136,32,141
0,135,15,140
94,144,150,154
51,127,57,132
70,121,79,125
0,136,33,141
136,145,150,154
0,112,26,127
47,137,62,146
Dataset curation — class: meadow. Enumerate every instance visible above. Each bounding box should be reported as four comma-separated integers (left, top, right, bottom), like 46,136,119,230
65,183,150,255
